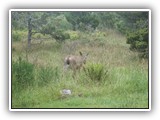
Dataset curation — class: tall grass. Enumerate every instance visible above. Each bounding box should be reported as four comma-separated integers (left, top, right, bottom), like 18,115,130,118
11,29,148,108
12,57,35,91
84,62,108,84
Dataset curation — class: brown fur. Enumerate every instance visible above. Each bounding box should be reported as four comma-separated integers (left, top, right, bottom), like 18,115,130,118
64,52,88,76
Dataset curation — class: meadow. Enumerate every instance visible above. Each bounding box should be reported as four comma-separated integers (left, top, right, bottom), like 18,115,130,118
11,29,148,109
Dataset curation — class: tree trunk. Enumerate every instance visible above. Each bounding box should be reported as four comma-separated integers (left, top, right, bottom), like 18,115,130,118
28,16,32,48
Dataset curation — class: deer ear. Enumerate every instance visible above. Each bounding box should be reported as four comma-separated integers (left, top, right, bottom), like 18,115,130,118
79,51,82,56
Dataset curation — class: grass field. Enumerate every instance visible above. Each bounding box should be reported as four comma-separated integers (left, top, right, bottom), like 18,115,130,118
11,29,149,109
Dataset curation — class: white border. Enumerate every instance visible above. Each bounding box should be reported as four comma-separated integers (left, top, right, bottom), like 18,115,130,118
9,9,151,111
10,9,150,12
9,9,12,111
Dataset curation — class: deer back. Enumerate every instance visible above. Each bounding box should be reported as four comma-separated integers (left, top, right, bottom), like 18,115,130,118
64,52,88,71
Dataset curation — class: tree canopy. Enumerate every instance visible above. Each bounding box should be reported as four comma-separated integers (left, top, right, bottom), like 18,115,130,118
11,11,149,58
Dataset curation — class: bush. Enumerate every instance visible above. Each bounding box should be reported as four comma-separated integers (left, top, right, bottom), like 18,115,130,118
53,15,73,31
12,31,22,41
32,33,43,39
12,57,35,91
84,63,108,82
52,31,70,42
126,27,148,58
67,31,80,40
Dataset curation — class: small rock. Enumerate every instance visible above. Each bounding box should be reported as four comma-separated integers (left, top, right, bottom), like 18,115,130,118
60,89,72,95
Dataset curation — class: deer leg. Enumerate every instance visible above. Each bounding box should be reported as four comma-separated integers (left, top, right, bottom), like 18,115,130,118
72,70,76,79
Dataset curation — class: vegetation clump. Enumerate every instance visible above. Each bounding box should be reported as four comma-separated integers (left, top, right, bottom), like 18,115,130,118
84,63,108,82
12,57,34,91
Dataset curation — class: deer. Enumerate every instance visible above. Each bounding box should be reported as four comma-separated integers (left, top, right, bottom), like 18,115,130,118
64,51,88,77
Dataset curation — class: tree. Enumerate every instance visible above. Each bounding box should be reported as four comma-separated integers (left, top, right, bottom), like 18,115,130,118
65,12,99,31
11,11,149,57
11,11,28,30
117,12,149,58
12,11,71,47
27,15,32,48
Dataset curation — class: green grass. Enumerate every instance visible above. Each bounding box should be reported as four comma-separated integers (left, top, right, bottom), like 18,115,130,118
11,29,149,109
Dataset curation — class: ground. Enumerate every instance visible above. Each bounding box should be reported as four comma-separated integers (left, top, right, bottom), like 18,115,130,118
11,29,148,109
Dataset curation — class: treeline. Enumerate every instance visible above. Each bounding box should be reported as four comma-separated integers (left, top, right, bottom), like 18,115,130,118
11,11,149,58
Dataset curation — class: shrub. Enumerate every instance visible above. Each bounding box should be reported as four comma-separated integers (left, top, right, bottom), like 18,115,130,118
32,33,43,39
12,57,35,91
52,31,70,42
67,31,80,40
84,63,108,82
12,31,22,41
53,15,73,31
126,27,148,58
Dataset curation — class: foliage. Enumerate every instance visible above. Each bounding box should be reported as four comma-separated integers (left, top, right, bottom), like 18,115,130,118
84,63,108,82
12,57,35,91
37,66,52,86
12,30,27,41
127,28,148,58
127,28,148,49
11,11,149,57
33,14,71,42
11,29,148,108
97,12,119,29
51,30,70,42
124,12,149,58
32,33,43,39
12,31,22,41
37,66,60,87
11,11,28,30
65,12,99,31
40,15,72,35
66,31,80,40
53,15,73,31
